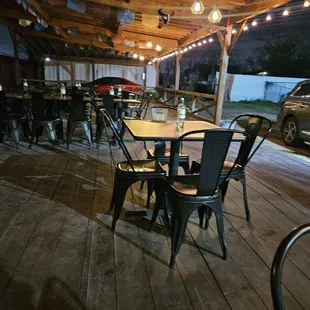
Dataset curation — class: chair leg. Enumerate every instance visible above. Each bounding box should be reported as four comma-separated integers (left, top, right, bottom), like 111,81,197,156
66,121,75,149
146,180,154,208
170,202,191,268
198,206,205,228
81,122,92,149
140,180,145,190
0,124,4,143
46,122,57,147
212,202,227,260
239,175,250,221
8,120,20,149
220,180,229,203
180,160,190,174
29,122,37,149
96,122,103,149
204,207,213,230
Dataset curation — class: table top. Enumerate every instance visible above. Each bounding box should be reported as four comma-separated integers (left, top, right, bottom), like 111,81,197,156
6,93,140,104
124,120,245,142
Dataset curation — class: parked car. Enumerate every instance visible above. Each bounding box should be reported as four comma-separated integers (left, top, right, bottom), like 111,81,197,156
277,80,310,146
82,77,141,94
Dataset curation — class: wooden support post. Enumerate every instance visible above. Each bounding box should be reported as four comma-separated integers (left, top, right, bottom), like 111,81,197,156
174,53,180,107
56,60,60,82
215,25,232,125
71,61,75,86
92,62,95,80
143,64,147,88
155,62,159,96
191,95,197,112
9,30,21,85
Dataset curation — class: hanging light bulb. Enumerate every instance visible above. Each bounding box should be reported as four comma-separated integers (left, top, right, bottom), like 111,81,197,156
252,20,257,26
208,6,222,23
208,38,213,42
148,61,152,65
188,46,193,50
155,44,162,52
304,0,310,7
146,40,153,48
283,8,289,16
45,56,51,62
133,53,138,59
232,29,237,34
191,0,204,14
266,14,272,21
202,39,207,44
180,50,184,54
192,43,197,48
198,42,202,46
243,25,248,31
184,47,188,52
139,55,145,61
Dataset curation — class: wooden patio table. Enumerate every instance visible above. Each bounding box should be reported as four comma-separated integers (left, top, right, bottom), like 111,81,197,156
123,119,245,176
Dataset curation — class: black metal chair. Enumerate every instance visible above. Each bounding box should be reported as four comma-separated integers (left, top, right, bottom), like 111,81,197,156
191,114,272,222
96,94,116,148
100,109,166,232
67,93,93,149
29,91,62,148
0,91,28,148
140,106,191,207
271,223,310,310
149,129,246,268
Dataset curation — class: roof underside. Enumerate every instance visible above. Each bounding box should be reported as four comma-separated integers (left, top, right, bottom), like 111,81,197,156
0,0,291,62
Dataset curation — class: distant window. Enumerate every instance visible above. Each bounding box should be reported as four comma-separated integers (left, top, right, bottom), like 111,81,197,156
111,78,124,85
294,83,310,97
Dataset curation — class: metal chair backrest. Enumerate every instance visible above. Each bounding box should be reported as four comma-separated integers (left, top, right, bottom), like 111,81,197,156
69,93,86,121
101,94,115,119
121,91,130,99
271,223,310,310
100,109,135,171
139,95,151,119
0,91,7,121
229,114,272,167
31,91,50,120
178,129,245,196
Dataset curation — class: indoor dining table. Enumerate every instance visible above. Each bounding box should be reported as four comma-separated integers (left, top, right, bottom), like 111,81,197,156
123,119,246,176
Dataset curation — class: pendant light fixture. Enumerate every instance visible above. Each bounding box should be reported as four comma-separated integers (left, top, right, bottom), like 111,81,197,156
208,6,222,23
191,0,204,14
155,44,162,52
146,40,153,48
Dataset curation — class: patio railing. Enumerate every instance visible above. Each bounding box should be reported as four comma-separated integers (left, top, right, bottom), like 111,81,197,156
156,87,217,123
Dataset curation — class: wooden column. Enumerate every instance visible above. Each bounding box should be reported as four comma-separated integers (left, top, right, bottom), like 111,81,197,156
155,62,160,97
143,64,147,88
71,61,75,86
56,60,60,82
92,62,95,80
9,30,21,85
174,53,181,107
215,24,232,125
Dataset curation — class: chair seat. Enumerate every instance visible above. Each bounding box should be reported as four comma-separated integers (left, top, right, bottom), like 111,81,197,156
169,175,220,198
1,115,26,123
148,148,189,160
34,115,60,122
117,159,166,176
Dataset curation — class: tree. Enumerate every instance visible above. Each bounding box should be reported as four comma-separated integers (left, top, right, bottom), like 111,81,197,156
247,37,310,77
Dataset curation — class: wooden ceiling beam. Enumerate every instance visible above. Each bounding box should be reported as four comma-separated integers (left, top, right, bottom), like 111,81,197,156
179,24,225,46
27,0,50,22
229,0,291,24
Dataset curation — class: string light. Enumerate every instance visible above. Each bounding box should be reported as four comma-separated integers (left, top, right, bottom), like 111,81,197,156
133,53,138,59
232,29,237,34
283,8,289,16
188,46,193,49
184,47,188,52
146,40,153,48
198,42,202,46
243,25,248,31
266,14,272,21
139,55,145,61
148,61,152,65
208,38,213,42
45,56,51,62
155,44,162,52
208,6,222,23
304,0,310,7
180,50,184,54
191,0,204,14
202,39,207,44
252,20,257,26
192,43,197,47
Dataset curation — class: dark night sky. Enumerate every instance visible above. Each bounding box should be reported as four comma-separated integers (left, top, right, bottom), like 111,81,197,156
160,0,310,74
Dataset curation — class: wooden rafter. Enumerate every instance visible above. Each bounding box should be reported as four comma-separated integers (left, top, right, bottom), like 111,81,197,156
227,19,247,55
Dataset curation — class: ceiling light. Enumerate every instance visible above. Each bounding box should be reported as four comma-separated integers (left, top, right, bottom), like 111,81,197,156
133,53,138,59
208,38,213,42
192,43,196,47
184,47,188,52
45,56,51,62
232,29,237,34
208,6,222,23
283,9,289,16
198,42,202,46
139,55,145,61
243,25,248,31
191,0,204,14
146,40,153,48
305,1,310,7
266,14,272,21
155,44,162,52
180,50,184,54
202,39,207,44
252,20,257,26
175,51,179,54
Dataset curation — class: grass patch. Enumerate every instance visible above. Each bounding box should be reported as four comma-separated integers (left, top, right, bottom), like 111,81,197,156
228,100,276,107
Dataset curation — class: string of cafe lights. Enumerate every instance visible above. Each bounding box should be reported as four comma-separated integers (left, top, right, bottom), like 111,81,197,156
147,0,309,65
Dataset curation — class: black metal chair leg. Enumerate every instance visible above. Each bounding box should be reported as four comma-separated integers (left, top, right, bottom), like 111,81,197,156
81,122,92,149
46,122,57,147
239,175,250,221
198,206,205,228
146,180,154,208
204,207,213,230
0,125,4,143
220,180,229,203
180,161,190,174
9,120,20,149
140,180,145,190
29,122,37,149
67,121,75,149
212,202,227,260
96,123,103,149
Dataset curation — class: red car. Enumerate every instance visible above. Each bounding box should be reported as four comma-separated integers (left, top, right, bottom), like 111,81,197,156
84,77,142,94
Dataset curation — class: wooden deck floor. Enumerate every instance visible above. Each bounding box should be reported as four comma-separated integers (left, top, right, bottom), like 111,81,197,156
0,115,309,310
